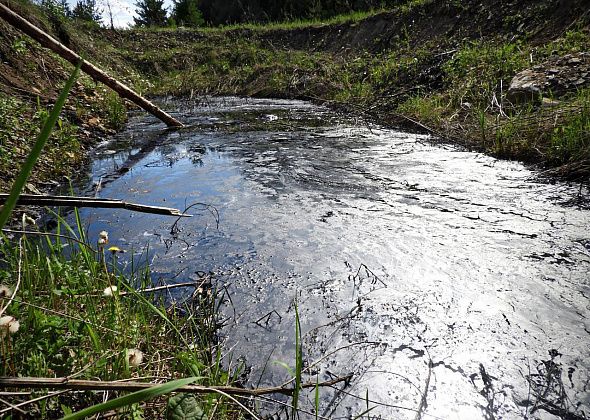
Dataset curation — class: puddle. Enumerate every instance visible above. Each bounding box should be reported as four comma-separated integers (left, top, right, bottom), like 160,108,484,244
76,97,590,419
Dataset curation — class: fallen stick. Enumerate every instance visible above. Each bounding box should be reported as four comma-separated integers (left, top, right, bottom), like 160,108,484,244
0,375,352,397
0,2,183,128
0,194,191,217
118,281,199,296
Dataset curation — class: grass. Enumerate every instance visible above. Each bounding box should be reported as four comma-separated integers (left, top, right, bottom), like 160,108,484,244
0,216,241,418
0,94,83,192
0,63,241,418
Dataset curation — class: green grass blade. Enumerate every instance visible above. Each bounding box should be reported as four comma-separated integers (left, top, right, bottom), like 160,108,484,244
352,406,376,420
62,376,198,420
293,298,302,417
315,375,320,420
0,61,82,229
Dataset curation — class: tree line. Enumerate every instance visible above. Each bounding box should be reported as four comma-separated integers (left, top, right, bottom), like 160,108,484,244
36,0,404,28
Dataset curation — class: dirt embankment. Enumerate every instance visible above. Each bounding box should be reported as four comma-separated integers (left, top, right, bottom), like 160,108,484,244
1,0,589,187
111,0,588,177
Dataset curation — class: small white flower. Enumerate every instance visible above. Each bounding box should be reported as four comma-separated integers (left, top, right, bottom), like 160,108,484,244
0,285,12,299
98,231,109,246
103,285,118,297
126,348,143,367
22,213,36,227
0,316,20,335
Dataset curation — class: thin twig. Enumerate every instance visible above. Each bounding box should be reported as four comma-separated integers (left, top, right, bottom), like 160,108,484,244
414,359,432,420
118,281,199,296
9,298,120,334
205,388,261,420
0,390,70,415
0,397,28,415
0,375,352,397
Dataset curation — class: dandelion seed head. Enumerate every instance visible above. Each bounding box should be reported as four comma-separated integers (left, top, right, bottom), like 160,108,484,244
126,348,143,367
22,213,36,227
0,316,19,335
98,231,109,245
103,285,118,297
0,285,12,299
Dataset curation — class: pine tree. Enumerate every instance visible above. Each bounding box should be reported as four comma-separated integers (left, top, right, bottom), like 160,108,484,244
71,0,102,23
171,0,204,27
134,0,168,27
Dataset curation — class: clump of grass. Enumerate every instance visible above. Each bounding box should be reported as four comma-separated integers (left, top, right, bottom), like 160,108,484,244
102,90,128,129
0,93,82,193
548,89,590,165
397,93,446,125
443,39,529,108
0,216,240,417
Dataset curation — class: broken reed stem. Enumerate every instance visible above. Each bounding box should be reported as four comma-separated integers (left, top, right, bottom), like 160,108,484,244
0,194,191,217
0,375,352,397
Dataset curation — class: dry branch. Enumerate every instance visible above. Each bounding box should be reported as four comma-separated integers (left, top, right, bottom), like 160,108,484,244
0,375,352,397
0,2,183,128
0,194,191,217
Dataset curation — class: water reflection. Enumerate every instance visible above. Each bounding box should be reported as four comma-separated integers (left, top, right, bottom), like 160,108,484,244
78,97,590,419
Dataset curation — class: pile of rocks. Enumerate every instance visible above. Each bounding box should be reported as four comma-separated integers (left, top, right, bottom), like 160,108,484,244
507,52,589,104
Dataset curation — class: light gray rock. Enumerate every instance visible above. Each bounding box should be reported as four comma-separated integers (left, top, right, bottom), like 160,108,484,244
506,52,590,105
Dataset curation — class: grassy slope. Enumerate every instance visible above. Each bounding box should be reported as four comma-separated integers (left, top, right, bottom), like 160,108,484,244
0,0,146,192
113,0,590,178
1,0,588,190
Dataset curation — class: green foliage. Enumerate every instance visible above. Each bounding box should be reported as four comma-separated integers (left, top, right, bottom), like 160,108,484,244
167,394,206,419
397,94,445,125
171,0,204,27
443,40,529,107
64,377,199,419
41,0,71,19
134,0,168,27
11,37,28,54
548,89,590,164
103,91,128,129
0,92,81,192
0,63,80,229
541,29,590,57
71,0,102,23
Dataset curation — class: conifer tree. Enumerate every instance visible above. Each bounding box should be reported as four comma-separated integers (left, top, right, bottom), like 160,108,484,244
171,0,204,27
71,0,102,23
134,0,168,27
